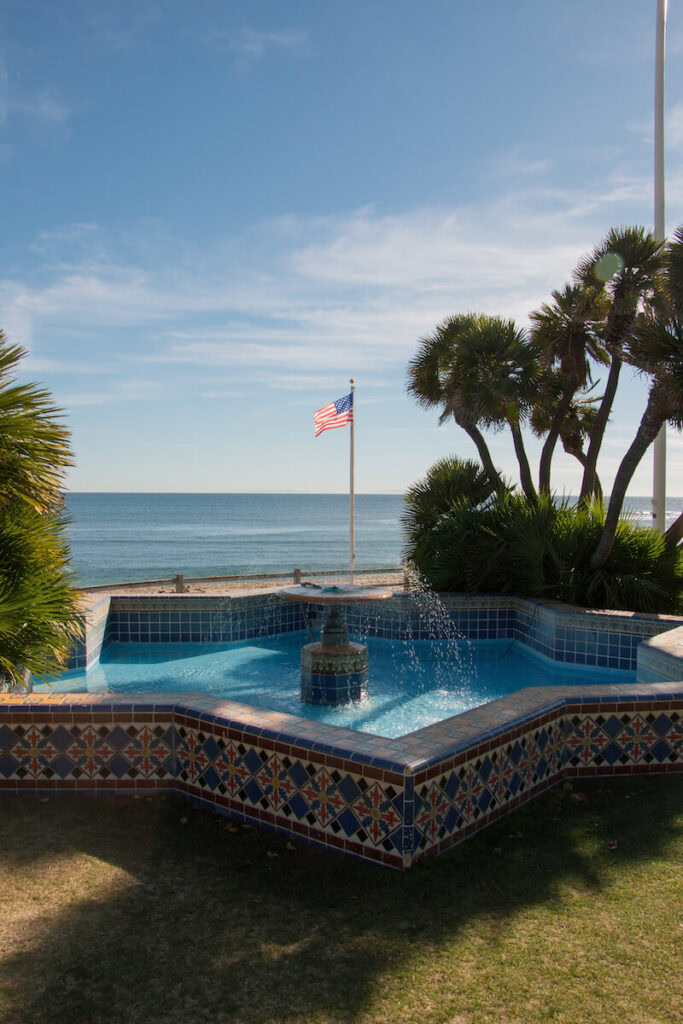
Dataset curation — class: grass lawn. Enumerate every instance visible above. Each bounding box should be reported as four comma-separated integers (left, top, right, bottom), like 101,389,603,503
0,776,681,1024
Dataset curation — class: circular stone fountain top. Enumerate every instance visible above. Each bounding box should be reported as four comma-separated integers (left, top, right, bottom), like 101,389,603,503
279,582,394,604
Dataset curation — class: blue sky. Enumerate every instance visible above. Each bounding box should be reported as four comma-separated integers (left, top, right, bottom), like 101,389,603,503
1,0,682,496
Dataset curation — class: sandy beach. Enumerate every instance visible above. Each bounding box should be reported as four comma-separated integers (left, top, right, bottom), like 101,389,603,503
80,570,405,607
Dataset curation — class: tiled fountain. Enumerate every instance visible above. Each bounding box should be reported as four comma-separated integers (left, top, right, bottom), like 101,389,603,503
0,590,681,869
279,582,393,704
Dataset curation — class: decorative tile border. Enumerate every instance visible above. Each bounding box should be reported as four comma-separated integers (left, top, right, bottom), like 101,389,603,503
6,590,680,867
1,682,681,869
409,696,682,862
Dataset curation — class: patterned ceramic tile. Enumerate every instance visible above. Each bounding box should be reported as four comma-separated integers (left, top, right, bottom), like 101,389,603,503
1,684,681,868
0,719,176,783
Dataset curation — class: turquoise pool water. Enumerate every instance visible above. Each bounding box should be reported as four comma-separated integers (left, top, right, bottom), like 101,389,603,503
38,633,636,738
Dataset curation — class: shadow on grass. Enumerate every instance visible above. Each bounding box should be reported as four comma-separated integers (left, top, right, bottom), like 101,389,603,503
1,775,681,1024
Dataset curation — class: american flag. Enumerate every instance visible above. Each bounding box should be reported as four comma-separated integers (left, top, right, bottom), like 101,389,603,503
314,392,353,437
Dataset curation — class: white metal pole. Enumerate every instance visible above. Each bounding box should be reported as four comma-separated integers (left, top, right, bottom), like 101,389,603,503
653,0,667,534
349,379,355,583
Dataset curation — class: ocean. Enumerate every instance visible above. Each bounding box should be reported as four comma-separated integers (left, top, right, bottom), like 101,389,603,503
64,493,682,588
65,493,405,587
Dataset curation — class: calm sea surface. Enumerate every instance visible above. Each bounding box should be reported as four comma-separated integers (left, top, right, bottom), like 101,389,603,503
65,493,405,586
64,493,682,587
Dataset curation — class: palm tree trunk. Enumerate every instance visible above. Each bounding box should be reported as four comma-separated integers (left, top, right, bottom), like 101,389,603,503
509,421,537,501
579,355,622,503
563,443,603,501
665,511,683,549
456,416,505,494
590,386,667,568
539,389,575,493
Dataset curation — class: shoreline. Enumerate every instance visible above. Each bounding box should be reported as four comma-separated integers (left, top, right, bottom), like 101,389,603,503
80,569,405,606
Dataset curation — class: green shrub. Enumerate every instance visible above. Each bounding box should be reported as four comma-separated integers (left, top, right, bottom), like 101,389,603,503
0,333,82,688
0,498,82,686
403,456,500,534
404,478,682,613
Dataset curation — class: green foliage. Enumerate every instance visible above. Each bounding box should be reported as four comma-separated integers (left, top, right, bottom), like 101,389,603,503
406,314,480,411
406,313,539,430
0,333,82,687
405,479,682,612
624,225,683,432
402,457,500,537
0,334,73,513
0,499,83,685
575,225,663,313
405,223,683,573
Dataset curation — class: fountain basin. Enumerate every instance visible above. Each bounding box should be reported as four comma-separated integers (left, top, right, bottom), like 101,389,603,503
3,591,681,870
278,583,395,605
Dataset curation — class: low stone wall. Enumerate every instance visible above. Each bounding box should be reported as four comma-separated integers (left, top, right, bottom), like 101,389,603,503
637,624,683,684
74,592,682,675
1,682,680,869
408,688,682,862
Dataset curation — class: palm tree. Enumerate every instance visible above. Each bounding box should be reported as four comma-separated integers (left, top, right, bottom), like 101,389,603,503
407,315,505,494
590,226,683,568
402,456,508,591
530,283,608,493
575,227,664,503
407,315,539,500
0,337,73,513
665,511,683,549
531,385,605,498
0,501,83,686
0,333,81,688
403,456,500,543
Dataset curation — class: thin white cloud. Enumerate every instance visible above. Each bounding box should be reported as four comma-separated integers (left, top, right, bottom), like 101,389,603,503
30,223,101,256
262,375,390,392
5,162,683,399
199,389,244,399
56,378,164,407
204,27,309,66
0,52,73,143
12,90,72,126
86,7,162,50
137,441,196,449
628,100,683,151
488,149,552,179
21,355,114,375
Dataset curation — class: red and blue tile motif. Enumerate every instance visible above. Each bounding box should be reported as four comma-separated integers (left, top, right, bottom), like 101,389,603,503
0,698,680,869
301,767,346,826
351,781,402,847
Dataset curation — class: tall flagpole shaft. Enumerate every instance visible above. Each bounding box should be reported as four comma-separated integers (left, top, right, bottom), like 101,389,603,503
349,379,355,582
653,0,667,534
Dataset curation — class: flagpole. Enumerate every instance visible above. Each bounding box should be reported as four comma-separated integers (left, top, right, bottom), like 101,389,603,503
349,378,355,583
653,0,667,534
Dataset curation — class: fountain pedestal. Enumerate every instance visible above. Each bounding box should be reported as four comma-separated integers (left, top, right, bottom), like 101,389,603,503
301,606,369,704
279,584,393,705
301,640,369,704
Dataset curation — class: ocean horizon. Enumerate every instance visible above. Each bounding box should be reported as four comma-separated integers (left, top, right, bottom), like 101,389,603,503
63,492,682,588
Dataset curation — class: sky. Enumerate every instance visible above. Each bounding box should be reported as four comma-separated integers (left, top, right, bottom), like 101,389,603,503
1,0,682,498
